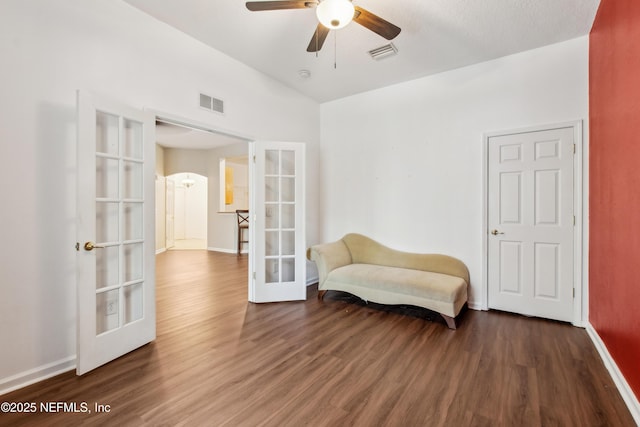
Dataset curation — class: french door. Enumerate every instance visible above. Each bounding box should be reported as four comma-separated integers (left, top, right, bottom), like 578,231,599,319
249,141,306,302
487,126,575,322
76,91,156,375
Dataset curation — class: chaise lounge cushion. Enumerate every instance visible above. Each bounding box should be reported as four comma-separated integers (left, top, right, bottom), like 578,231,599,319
324,264,467,318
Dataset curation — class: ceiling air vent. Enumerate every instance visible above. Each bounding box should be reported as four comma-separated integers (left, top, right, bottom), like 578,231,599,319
368,43,398,60
200,93,224,114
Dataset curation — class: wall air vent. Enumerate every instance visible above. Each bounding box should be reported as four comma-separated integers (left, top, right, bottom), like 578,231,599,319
199,93,225,114
368,43,398,60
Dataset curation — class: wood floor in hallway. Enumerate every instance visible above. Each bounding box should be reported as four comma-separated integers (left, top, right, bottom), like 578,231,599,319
0,250,635,426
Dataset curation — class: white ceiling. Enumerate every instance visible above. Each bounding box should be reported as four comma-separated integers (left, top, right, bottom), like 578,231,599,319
124,0,600,103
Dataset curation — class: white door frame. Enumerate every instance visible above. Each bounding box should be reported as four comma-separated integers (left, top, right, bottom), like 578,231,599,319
165,177,175,250
481,120,585,326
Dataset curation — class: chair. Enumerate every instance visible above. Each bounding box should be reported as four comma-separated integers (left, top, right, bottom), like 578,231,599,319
236,209,249,255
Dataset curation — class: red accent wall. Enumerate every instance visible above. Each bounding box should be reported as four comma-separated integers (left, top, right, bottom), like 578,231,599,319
590,0,640,400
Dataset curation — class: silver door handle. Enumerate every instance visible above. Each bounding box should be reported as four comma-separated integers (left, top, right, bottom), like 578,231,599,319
490,230,504,235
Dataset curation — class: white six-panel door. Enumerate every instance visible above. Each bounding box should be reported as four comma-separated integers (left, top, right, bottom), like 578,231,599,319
76,91,156,375
249,141,306,302
487,127,574,322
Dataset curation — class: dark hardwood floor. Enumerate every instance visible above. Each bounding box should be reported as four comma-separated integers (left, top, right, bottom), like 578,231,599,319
1,250,635,426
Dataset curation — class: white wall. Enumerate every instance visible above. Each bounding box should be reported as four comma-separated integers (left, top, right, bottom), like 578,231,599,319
319,37,589,307
0,0,319,392
164,148,210,177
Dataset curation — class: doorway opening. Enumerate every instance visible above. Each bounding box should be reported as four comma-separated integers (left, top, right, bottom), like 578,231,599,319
153,118,251,255
166,172,207,250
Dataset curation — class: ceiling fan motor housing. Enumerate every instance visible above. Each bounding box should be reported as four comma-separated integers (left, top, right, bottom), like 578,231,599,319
316,0,355,30
245,0,401,52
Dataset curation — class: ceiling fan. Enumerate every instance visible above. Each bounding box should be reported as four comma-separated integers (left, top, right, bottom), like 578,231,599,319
245,0,401,53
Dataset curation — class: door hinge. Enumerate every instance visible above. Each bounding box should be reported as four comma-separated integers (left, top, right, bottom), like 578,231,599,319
253,155,256,163
253,272,256,280
573,288,575,298
573,144,576,154
573,215,576,226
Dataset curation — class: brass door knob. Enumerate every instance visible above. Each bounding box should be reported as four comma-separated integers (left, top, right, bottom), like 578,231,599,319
84,242,105,251
490,230,505,236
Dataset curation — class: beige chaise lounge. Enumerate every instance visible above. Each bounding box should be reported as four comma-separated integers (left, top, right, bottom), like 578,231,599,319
308,233,469,329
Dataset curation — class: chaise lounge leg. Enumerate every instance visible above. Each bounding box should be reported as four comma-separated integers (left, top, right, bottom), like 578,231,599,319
317,290,327,301
442,314,457,330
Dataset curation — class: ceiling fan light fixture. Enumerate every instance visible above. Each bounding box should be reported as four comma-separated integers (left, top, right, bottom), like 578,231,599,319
316,0,354,30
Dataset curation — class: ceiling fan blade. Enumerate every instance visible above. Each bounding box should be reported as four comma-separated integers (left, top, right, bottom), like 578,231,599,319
246,1,316,11
353,6,401,40
307,24,330,52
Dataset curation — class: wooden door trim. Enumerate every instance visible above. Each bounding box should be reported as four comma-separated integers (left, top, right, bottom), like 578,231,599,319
481,120,584,326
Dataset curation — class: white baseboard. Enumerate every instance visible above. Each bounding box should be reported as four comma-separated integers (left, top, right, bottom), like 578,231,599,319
0,356,76,397
155,248,167,255
306,275,319,286
208,247,244,254
586,323,640,425
467,301,484,311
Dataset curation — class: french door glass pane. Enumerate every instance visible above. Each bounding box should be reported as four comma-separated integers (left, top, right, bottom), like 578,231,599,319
96,111,119,156
96,202,119,243
123,119,143,160
124,243,143,282
282,204,295,229
96,289,119,334
124,202,143,241
281,177,295,202
96,246,119,290
266,150,279,175
265,259,279,284
124,283,143,324
123,161,143,199
266,231,279,256
282,231,295,256
282,259,295,282
96,157,119,199
265,204,279,229
265,177,279,202
281,150,295,175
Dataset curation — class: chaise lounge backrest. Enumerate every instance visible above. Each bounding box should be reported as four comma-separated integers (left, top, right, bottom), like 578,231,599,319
342,234,470,284
309,233,470,288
